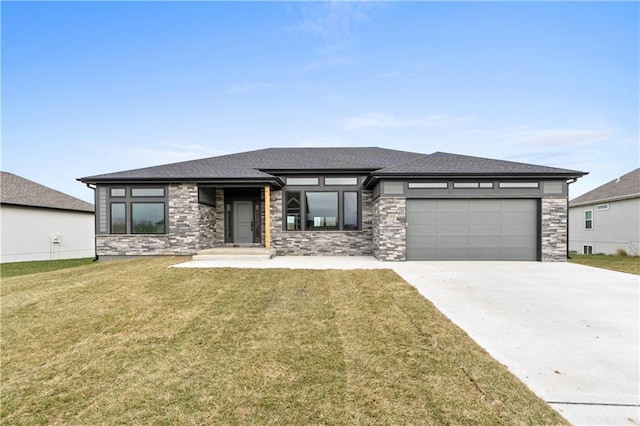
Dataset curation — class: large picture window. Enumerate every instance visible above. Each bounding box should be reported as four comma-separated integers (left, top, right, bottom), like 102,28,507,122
306,192,338,230
132,203,165,234
103,186,167,235
284,190,359,231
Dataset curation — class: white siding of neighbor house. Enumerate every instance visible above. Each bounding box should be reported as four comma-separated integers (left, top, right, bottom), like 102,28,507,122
569,197,640,255
0,205,95,263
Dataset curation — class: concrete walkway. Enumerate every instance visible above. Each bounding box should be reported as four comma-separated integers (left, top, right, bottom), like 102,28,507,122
174,257,640,425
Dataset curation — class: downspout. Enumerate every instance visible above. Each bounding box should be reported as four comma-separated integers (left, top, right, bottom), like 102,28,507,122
85,183,99,262
566,178,578,259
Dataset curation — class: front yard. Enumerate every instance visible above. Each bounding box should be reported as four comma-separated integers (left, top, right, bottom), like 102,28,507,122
569,253,640,275
1,258,566,424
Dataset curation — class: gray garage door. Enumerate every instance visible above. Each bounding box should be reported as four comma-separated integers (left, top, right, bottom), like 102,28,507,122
407,199,538,260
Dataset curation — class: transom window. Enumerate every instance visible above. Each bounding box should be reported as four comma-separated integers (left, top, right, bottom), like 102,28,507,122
102,186,168,235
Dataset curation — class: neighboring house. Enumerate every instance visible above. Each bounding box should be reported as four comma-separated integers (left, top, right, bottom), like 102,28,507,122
569,168,640,255
0,172,95,263
78,148,586,262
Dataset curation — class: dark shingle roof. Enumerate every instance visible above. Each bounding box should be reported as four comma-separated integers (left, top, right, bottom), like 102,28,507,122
570,168,640,206
79,147,425,182
373,151,585,176
78,147,586,184
1,172,94,212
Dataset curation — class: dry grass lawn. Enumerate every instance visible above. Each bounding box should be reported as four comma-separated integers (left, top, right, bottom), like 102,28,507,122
1,257,567,424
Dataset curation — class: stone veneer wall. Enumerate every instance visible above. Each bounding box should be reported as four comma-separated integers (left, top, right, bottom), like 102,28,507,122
372,197,407,261
541,197,568,262
213,188,225,246
269,190,373,256
96,183,216,256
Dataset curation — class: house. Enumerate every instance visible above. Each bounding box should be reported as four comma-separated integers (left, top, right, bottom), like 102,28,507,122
569,168,639,255
1,172,95,263
78,148,586,261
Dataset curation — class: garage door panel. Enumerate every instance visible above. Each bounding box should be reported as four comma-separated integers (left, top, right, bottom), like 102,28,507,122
471,248,502,259
407,199,436,211
407,199,538,261
472,236,502,247
438,212,469,224
471,224,502,235
439,224,470,235
410,212,437,225
409,224,437,235
472,212,502,224
438,235,471,248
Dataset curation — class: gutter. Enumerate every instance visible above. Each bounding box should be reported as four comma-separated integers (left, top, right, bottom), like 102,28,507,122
85,183,99,262
566,178,578,259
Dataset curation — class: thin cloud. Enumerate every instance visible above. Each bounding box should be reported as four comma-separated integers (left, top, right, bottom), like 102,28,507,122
288,2,374,41
286,56,352,73
514,128,610,147
339,112,476,129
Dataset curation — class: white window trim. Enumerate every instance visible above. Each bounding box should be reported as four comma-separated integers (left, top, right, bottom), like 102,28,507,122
584,209,593,230
595,203,610,211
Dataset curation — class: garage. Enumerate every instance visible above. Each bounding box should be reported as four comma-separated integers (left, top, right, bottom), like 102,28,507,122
406,199,538,260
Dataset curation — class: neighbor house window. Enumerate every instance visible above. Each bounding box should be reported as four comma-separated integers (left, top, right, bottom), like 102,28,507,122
104,186,167,235
583,245,593,254
596,203,609,211
585,210,593,229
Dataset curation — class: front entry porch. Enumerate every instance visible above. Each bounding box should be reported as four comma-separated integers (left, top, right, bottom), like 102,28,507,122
195,185,273,260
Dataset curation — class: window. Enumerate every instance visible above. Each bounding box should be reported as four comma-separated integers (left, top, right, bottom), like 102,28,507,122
583,245,593,254
499,182,539,188
102,186,167,235
585,210,593,229
132,203,165,234
287,177,319,186
284,190,359,231
132,188,165,197
454,182,479,188
344,192,358,230
596,203,609,211
408,182,448,189
286,192,301,230
325,177,358,186
306,192,338,230
111,203,126,234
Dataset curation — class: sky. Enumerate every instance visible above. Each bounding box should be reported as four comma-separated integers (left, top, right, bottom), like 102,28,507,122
2,1,638,204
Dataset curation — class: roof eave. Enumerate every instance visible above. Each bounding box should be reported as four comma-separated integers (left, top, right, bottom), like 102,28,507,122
569,193,640,207
77,176,285,188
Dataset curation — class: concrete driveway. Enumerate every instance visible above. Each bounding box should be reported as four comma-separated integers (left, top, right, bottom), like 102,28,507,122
176,257,639,425
392,261,639,426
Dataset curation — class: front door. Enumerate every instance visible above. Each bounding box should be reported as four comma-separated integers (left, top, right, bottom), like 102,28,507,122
233,201,254,243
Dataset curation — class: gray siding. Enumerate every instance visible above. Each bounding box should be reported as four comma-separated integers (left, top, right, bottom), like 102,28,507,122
569,198,640,255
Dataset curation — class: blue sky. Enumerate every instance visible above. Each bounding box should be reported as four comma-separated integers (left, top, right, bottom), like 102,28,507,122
2,1,638,203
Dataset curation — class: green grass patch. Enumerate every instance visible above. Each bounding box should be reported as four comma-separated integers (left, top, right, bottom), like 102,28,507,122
1,257,567,424
569,253,640,275
0,258,94,278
